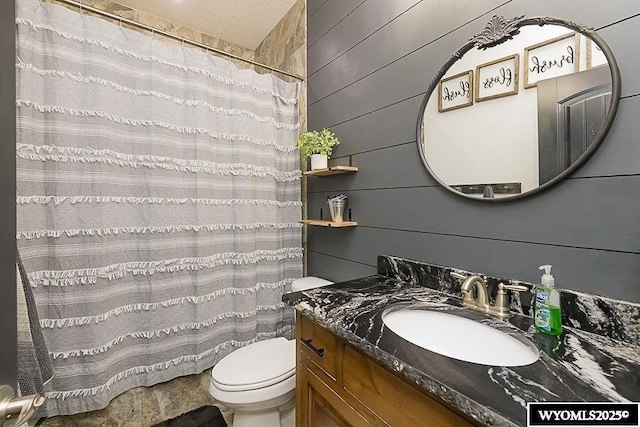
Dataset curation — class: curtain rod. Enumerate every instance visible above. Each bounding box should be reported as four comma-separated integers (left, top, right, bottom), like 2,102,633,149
48,0,305,81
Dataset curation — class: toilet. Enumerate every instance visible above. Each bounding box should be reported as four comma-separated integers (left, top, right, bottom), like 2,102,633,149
208,277,333,427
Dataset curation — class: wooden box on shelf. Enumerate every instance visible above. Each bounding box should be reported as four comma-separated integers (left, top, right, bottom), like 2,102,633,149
301,163,357,226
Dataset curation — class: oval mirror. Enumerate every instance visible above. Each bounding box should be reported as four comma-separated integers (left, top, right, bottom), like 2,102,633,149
417,16,621,201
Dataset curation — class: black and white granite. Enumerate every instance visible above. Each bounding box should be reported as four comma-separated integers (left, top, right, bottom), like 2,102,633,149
283,256,640,426
379,256,640,344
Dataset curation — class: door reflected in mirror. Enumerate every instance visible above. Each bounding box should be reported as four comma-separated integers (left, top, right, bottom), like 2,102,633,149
417,16,621,201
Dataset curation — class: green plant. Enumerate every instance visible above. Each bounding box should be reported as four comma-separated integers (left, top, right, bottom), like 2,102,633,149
296,128,340,159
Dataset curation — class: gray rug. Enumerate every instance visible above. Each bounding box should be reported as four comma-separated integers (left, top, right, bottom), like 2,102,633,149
152,405,226,427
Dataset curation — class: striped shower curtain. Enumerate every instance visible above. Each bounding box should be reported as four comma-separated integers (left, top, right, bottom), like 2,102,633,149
16,0,302,416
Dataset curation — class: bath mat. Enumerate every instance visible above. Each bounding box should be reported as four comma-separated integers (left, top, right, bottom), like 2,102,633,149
152,405,226,427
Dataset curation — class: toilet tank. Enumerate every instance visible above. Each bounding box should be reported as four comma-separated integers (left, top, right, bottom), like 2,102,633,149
290,277,333,292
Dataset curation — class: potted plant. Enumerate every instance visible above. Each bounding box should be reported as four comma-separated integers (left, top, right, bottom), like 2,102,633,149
296,128,340,170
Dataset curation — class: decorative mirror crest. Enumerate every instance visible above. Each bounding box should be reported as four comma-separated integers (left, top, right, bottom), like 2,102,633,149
417,15,621,202
471,15,524,50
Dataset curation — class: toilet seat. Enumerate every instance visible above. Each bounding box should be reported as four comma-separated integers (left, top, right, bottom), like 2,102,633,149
212,337,295,392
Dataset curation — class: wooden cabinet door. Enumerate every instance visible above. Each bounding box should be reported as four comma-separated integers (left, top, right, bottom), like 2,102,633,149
298,363,372,427
309,385,348,427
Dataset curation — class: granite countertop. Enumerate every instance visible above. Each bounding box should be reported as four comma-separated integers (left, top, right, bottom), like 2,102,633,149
282,274,640,426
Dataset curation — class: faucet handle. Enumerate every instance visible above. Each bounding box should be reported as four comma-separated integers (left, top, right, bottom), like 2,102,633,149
490,282,528,319
498,283,528,292
450,271,466,280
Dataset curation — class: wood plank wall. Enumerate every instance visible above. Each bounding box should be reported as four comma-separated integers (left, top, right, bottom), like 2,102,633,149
0,0,17,388
305,0,640,302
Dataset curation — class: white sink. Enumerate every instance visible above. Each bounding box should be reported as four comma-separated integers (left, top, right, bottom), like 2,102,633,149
382,309,539,367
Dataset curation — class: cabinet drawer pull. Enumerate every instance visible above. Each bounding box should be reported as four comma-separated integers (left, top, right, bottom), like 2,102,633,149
301,338,325,357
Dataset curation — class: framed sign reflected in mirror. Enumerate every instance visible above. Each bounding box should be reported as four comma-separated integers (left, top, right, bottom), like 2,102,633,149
475,54,519,101
524,32,580,89
587,38,607,69
438,70,473,112
416,15,621,202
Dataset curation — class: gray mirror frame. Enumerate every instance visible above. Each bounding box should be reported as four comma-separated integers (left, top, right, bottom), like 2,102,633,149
416,15,622,202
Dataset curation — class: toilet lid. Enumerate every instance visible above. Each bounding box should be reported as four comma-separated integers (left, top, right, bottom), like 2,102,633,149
212,337,295,392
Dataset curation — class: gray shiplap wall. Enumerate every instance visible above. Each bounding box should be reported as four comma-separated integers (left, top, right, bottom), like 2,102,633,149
0,0,17,388
305,0,640,303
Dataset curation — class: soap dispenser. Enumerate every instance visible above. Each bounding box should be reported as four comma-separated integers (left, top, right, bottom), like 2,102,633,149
534,265,562,335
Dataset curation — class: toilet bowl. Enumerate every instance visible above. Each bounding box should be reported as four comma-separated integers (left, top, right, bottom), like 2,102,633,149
209,277,333,427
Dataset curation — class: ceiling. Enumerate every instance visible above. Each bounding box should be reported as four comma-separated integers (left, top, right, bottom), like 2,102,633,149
115,0,298,50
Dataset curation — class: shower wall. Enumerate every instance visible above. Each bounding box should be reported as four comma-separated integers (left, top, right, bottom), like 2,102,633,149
255,0,306,129
35,0,306,425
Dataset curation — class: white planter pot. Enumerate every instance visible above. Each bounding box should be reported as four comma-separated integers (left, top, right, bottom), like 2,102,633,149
310,154,328,170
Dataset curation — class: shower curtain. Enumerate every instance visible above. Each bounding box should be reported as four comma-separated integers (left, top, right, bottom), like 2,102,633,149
16,0,302,416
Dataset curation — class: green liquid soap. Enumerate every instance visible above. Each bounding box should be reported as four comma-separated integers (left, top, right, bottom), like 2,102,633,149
534,265,562,336
535,306,562,336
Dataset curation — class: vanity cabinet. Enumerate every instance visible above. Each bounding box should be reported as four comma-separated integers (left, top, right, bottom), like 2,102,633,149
296,313,476,426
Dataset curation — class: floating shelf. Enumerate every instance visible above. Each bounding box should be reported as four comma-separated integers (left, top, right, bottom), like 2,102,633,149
299,220,358,227
303,166,358,176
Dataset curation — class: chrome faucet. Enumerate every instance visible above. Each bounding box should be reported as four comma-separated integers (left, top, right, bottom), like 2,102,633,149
450,272,527,319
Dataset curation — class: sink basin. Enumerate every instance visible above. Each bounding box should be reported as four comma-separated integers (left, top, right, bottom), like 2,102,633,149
382,309,539,367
